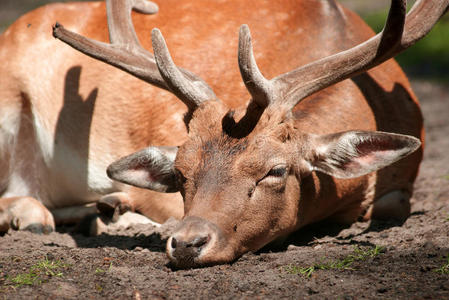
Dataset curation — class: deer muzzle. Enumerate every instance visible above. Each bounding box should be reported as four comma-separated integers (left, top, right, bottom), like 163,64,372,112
166,216,231,268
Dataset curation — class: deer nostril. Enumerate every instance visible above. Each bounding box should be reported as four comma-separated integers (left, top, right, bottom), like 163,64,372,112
171,237,178,249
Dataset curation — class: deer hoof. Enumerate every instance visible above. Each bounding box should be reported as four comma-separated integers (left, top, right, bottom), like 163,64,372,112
0,197,55,234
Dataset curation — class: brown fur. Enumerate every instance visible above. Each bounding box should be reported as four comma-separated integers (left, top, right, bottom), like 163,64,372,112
0,0,422,264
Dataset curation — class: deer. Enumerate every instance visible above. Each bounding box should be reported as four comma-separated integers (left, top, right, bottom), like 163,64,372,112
1,0,447,268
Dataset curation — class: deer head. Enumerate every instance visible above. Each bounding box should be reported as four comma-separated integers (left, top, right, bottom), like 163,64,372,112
53,0,447,267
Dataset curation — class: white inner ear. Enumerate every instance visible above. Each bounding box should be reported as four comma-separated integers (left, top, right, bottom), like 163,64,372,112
314,132,361,170
351,149,398,167
118,169,153,188
311,131,420,179
107,146,178,192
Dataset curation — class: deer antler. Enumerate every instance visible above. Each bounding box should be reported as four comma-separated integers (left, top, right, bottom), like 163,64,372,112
53,0,217,110
239,0,449,110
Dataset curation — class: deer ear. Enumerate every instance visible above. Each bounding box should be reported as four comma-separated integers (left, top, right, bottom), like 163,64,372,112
306,131,421,179
107,146,179,192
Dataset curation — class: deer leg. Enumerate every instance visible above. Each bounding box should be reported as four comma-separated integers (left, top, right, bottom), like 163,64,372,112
96,192,134,222
84,191,161,236
0,197,55,234
51,204,98,225
82,190,183,236
89,211,161,236
129,189,184,224
97,190,183,224
363,190,411,222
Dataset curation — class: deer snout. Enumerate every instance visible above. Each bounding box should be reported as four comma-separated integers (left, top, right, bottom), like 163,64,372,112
168,234,210,263
166,216,227,268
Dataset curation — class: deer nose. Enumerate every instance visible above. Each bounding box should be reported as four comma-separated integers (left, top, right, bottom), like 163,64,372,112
167,234,211,266
166,216,222,268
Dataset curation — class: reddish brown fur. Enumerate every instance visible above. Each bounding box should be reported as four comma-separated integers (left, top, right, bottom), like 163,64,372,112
0,0,423,263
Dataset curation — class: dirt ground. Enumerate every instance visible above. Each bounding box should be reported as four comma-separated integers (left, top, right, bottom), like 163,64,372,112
0,79,448,299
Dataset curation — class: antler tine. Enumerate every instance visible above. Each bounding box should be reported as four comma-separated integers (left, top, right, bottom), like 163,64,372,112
276,0,409,110
106,0,157,46
53,0,166,89
377,0,407,56
238,25,274,108
242,0,448,111
53,0,217,110
402,0,449,48
130,0,159,14
151,29,217,110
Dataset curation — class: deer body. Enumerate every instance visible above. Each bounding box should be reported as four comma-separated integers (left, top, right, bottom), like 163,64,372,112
1,0,442,267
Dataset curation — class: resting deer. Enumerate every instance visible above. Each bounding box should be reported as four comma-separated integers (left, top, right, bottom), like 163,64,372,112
1,0,447,267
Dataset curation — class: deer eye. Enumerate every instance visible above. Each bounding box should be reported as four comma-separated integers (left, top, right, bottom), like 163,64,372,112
266,166,287,178
257,165,288,186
